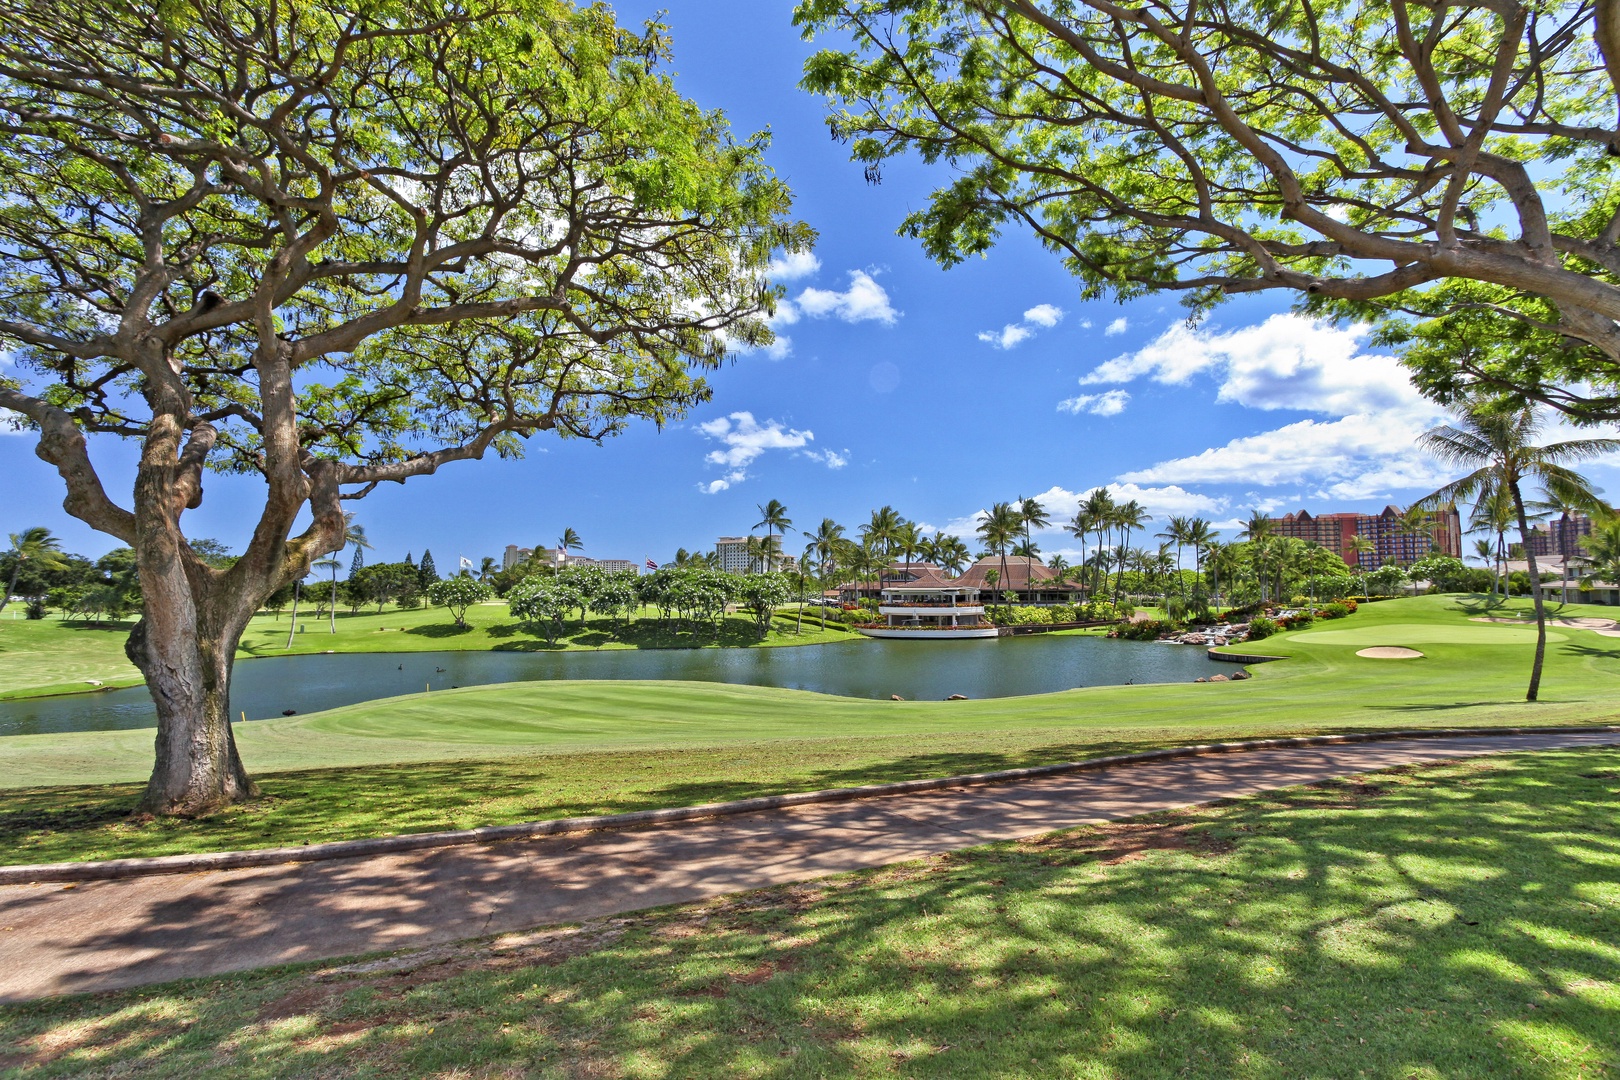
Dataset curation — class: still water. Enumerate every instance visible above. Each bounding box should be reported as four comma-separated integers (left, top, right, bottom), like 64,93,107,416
0,635,1229,737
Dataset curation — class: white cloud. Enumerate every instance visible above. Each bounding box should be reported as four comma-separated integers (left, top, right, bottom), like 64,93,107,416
696,412,816,492
1024,304,1064,328
802,448,849,469
1075,313,1475,500
1057,389,1130,417
796,270,899,325
1081,314,1424,419
978,324,1032,350
978,303,1064,349
767,250,821,281
1104,317,1129,336
1079,319,1093,330
1119,415,1455,494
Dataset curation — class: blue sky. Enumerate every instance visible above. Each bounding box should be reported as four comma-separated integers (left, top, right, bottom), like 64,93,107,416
5,0,1618,567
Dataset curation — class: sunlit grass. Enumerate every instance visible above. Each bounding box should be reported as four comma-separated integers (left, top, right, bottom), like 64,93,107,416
4,750,1616,1078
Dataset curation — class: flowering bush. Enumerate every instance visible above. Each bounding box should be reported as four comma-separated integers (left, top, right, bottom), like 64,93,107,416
1317,602,1351,620
1111,618,1183,641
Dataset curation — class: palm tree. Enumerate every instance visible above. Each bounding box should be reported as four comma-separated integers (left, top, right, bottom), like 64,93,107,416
1,527,69,614
806,518,847,585
1580,514,1620,592
754,499,793,572
1047,553,1070,591
312,557,343,633
1111,500,1151,603
1239,511,1275,602
1185,518,1216,613
1203,540,1238,610
1397,504,1439,565
344,519,372,578
284,568,311,649
1346,534,1375,599
862,505,905,560
1465,486,1516,598
933,533,970,576
1416,402,1619,701
477,556,497,583
1529,493,1593,605
1017,495,1050,603
1157,515,1194,602
1081,487,1117,597
977,502,1020,602
557,527,584,564
894,521,923,581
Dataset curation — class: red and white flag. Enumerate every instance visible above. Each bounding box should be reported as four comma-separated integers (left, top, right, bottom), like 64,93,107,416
645,558,658,570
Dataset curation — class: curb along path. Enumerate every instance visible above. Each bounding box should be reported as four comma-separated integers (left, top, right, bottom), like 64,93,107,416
1,728,1617,1002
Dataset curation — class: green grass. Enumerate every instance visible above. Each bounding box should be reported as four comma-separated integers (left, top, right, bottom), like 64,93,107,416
4,749,1617,1078
0,603,855,700
3,595,1620,865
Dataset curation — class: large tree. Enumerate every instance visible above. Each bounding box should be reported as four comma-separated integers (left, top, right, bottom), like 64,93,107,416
796,0,1620,388
0,0,804,813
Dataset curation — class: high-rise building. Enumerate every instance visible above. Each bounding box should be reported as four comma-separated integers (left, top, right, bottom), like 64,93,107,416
715,536,757,573
501,544,533,571
1516,513,1594,560
1268,505,1462,567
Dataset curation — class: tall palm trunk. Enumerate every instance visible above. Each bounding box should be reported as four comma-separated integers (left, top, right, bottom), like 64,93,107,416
1509,480,1548,702
329,566,338,633
285,579,301,649
0,563,19,615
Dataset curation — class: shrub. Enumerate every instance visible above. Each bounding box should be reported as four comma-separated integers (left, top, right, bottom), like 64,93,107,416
1277,611,1314,630
1318,602,1351,620
1247,616,1279,641
24,599,47,620
1112,618,1181,641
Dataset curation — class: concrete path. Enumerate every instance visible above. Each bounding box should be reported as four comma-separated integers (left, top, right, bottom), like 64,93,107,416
2,730,1615,1003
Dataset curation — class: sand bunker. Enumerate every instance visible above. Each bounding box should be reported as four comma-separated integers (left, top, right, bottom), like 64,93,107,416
1356,646,1425,659
1471,615,1619,631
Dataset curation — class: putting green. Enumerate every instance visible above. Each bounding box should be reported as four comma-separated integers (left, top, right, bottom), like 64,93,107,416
1292,622,1566,646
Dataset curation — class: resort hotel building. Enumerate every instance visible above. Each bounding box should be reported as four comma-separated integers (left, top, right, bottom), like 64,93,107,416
1266,505,1462,566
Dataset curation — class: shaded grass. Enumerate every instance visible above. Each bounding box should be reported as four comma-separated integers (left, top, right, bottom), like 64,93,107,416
3,749,1617,1078
0,604,854,701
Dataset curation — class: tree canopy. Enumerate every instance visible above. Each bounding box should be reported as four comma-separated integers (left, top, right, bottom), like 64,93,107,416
0,0,806,813
796,0,1620,398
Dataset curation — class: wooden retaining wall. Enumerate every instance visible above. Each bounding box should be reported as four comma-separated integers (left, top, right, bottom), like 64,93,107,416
1208,650,1288,664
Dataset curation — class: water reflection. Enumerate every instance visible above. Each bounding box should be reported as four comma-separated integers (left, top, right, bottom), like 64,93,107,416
0,635,1229,736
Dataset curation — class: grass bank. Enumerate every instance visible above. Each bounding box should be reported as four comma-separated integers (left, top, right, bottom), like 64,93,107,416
4,749,1616,1078
3,595,1619,865
0,603,857,701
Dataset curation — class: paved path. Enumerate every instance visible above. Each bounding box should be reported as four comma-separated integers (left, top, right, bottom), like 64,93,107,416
2,730,1615,1002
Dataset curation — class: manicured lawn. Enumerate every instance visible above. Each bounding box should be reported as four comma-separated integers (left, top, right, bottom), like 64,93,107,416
4,749,1616,1078
0,602,856,700
3,595,1619,865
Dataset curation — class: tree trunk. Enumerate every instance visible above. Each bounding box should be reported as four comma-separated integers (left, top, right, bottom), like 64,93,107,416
330,568,338,633
127,615,259,814
0,563,18,614
1510,481,1548,702
285,579,301,648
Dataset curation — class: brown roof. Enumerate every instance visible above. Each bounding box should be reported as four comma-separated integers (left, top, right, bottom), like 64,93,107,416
946,557,1079,591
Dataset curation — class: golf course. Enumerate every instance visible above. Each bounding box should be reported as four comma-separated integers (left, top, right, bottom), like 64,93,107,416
4,594,1618,867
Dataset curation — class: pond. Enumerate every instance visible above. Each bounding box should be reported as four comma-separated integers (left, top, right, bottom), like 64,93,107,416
0,634,1232,737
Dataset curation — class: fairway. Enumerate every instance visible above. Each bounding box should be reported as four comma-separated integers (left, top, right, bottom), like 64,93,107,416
1291,621,1567,646
5,595,1620,865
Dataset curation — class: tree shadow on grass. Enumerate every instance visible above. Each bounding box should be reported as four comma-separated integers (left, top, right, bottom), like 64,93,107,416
6,752,1619,1078
401,623,478,639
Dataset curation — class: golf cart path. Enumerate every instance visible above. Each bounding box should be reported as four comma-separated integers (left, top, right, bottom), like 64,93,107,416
3,729,1617,1003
